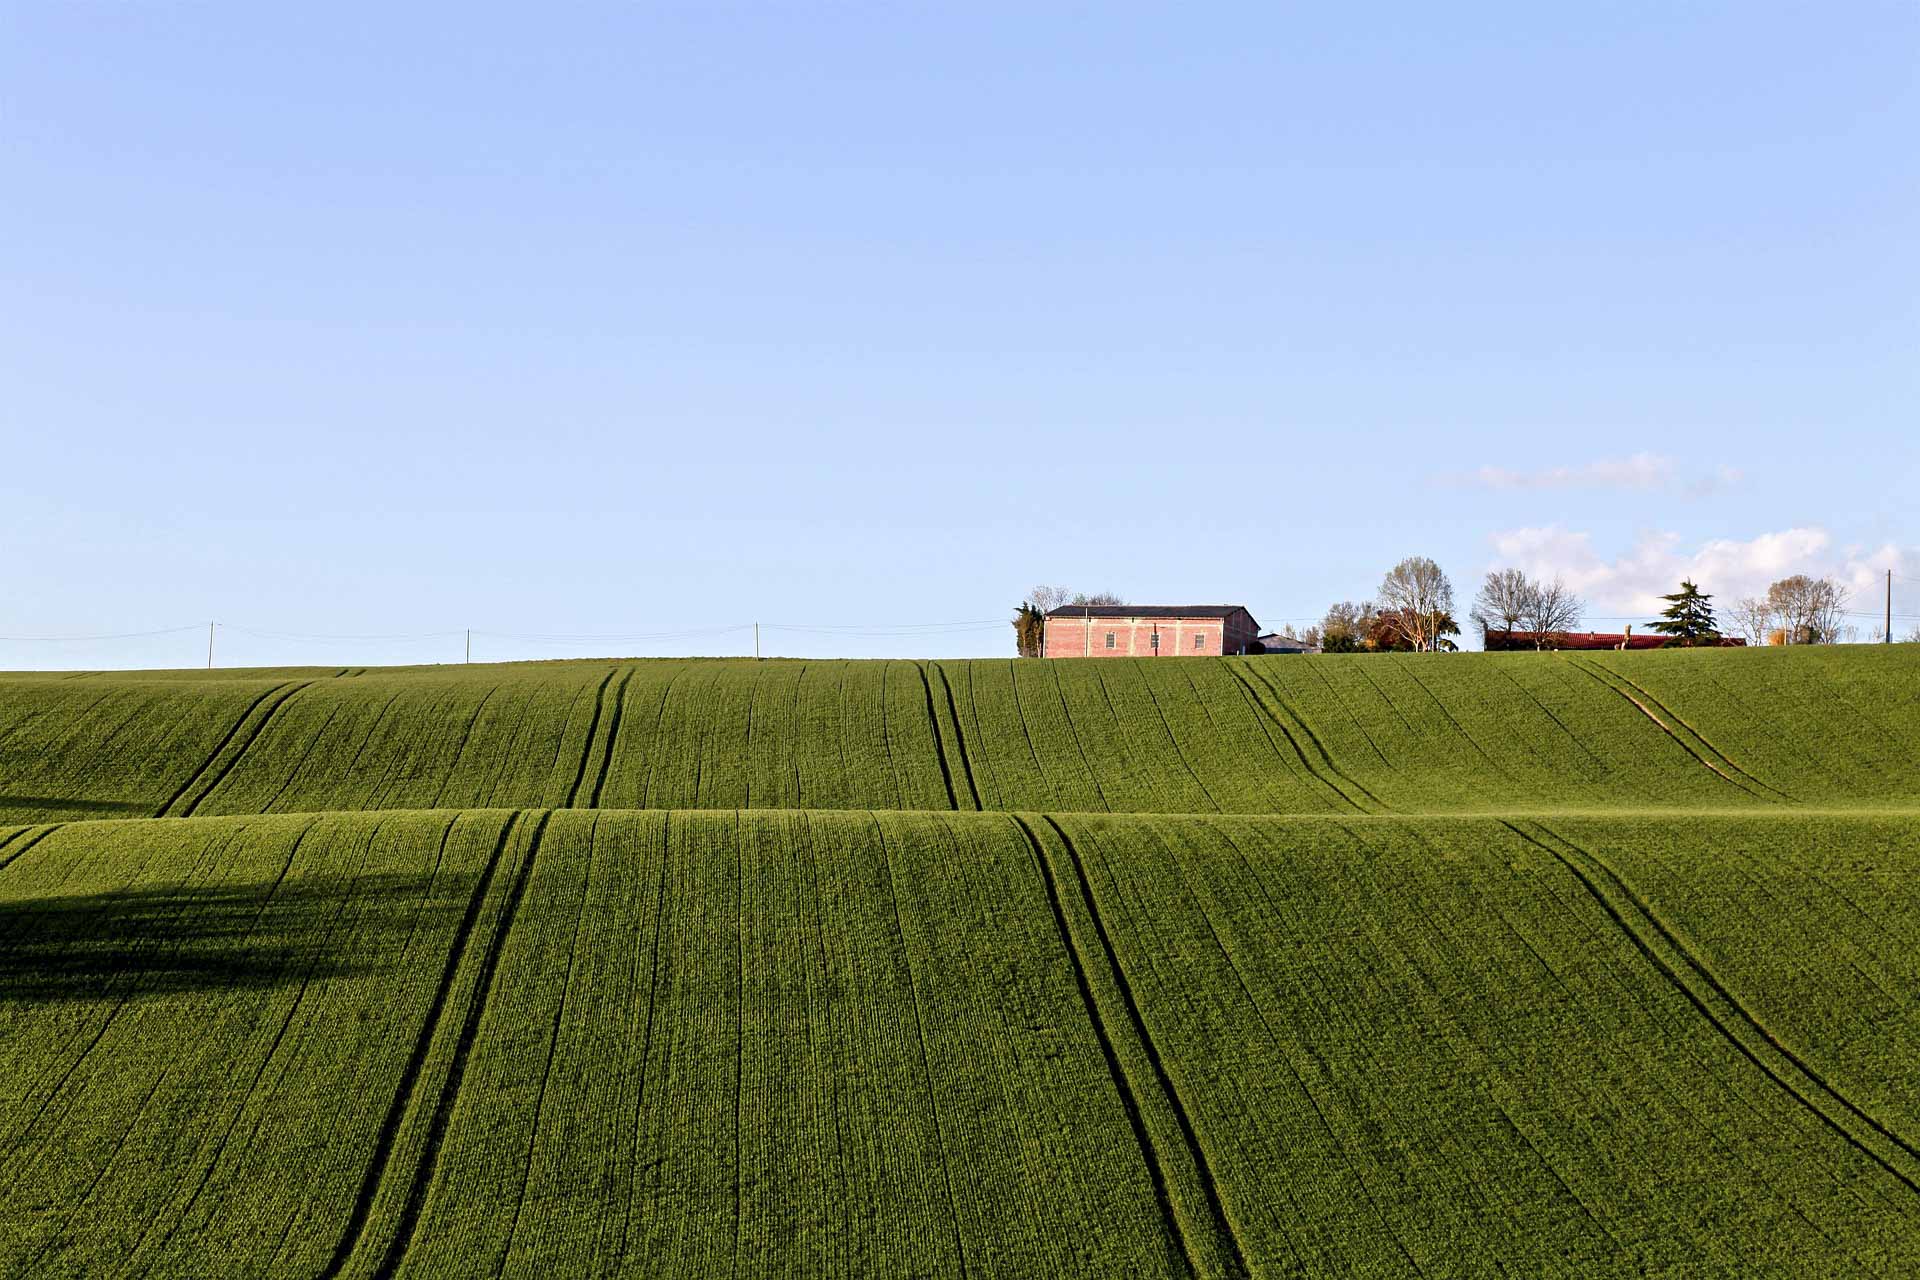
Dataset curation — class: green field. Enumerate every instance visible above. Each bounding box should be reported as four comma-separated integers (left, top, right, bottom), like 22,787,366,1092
3,648,1918,1276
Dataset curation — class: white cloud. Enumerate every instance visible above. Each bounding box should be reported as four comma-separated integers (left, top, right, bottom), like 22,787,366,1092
1484,525,1918,628
1449,453,1743,497
1468,452,1674,492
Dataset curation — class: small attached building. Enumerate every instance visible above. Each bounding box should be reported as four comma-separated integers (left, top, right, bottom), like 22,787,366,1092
1043,605,1262,658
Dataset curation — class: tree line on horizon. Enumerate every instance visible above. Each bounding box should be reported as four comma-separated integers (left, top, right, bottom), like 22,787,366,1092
1013,563,1886,655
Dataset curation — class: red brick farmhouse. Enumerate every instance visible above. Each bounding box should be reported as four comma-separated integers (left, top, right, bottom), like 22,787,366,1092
1043,605,1262,658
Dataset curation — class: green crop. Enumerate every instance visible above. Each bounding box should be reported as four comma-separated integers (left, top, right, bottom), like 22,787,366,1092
2,646,1918,1276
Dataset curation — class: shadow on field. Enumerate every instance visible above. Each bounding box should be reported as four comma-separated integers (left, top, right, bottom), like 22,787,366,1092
0,794,152,818
0,873,454,1004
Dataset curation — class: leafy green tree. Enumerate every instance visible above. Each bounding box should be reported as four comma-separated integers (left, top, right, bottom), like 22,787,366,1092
1649,579,1720,647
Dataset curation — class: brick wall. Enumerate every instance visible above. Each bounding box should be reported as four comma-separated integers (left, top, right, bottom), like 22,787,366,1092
1042,614,1254,658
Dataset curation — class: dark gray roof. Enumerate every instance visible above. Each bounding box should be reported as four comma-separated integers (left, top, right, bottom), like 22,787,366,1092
1044,605,1250,620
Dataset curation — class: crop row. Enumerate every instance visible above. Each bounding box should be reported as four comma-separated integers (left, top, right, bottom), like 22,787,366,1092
4,809,1919,1275
8,646,1920,823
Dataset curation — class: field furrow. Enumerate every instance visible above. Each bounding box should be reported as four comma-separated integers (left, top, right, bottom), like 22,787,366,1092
5,647,1920,1275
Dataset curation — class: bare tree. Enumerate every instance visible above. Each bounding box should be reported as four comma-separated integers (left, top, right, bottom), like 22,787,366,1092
1471,569,1532,647
1029,585,1073,615
1765,575,1849,644
1728,596,1774,646
1030,585,1127,613
1377,557,1455,652
1518,577,1584,648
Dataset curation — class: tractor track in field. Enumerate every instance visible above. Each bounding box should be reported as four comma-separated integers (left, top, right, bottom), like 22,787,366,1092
318,811,544,1280
1017,815,1252,1280
371,809,551,1278
0,824,62,876
563,670,621,809
153,681,307,818
1600,661,1797,801
921,667,983,805
502,813,598,1268
586,669,636,809
1223,663,1374,816
931,664,984,810
1564,658,1791,804
1246,664,1389,812
1506,820,1920,1198
913,662,962,812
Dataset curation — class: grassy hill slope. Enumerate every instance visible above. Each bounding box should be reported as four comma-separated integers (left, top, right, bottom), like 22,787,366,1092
3,810,1918,1277
4,647,1920,1277
4,647,1918,823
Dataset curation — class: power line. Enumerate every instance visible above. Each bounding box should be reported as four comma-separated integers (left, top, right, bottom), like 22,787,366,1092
0,624,203,643
223,625,467,642
476,625,752,644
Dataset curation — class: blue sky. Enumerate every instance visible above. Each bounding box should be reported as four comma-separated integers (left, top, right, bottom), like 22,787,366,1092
5,3,1916,667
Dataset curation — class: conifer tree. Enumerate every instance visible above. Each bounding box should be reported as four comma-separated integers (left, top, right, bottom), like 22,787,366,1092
1011,602,1046,657
1649,579,1720,647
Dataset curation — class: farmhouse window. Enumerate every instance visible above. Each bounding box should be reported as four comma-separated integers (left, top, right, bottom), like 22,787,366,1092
1193,635,1205,650
1150,633,1160,651
1106,632,1116,649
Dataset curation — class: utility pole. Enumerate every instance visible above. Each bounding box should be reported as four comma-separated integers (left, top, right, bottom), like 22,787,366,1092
754,622,760,660
1084,604,1090,658
1888,570,1894,644
466,629,471,663
207,621,215,669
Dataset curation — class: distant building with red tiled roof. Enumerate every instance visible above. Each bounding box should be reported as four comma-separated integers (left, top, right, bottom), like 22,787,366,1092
1483,629,1746,651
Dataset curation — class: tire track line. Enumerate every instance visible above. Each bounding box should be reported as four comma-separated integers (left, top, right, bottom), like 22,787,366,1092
1588,659,1795,801
562,669,619,809
317,811,531,1280
1505,820,1920,1197
1562,658,1784,802
913,662,962,811
586,668,636,809
153,682,299,817
502,813,598,1269
933,667,990,805
0,824,61,877
931,664,983,810
1222,663,1371,815
1303,661,1395,770
1245,663,1389,811
1019,815,1251,1279
1010,816,1196,1277
173,680,317,817
366,809,550,1279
